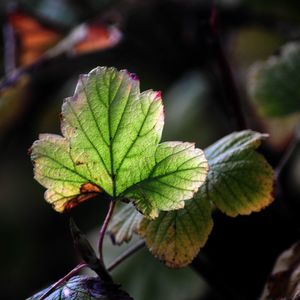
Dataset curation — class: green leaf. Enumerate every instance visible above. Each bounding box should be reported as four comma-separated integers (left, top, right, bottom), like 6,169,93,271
27,275,133,300
138,195,213,268
204,130,274,216
30,67,208,217
107,202,143,245
122,141,208,218
109,130,274,267
248,42,300,117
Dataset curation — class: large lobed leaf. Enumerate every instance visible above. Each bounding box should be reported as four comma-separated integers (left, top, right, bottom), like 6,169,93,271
31,67,208,218
27,275,133,300
109,130,274,267
248,42,300,117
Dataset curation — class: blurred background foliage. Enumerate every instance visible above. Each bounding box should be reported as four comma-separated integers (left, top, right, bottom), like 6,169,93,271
1,0,300,299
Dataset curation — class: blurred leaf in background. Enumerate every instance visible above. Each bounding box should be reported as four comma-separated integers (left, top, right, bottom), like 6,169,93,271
247,42,300,149
101,236,210,300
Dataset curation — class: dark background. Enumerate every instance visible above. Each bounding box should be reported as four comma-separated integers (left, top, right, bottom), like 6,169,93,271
1,0,300,299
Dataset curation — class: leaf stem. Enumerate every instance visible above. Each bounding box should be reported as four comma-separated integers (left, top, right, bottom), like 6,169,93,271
209,0,247,130
39,263,88,300
275,135,298,180
98,200,116,263
108,240,145,272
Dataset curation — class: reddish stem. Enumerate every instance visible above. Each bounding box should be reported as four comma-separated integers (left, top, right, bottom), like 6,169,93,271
98,201,116,263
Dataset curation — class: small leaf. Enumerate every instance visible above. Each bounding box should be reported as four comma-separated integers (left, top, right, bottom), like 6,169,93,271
204,130,274,216
108,203,143,245
31,67,208,218
248,42,300,117
138,194,213,268
27,275,133,300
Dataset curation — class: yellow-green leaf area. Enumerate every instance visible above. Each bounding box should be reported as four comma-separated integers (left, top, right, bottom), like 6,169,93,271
31,67,208,217
122,142,208,218
138,194,213,268
204,130,274,216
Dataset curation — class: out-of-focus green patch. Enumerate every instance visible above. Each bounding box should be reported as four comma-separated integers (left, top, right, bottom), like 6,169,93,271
248,42,300,117
229,26,283,68
244,0,300,21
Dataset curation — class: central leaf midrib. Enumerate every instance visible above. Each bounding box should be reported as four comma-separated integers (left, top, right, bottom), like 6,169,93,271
107,73,118,197
114,99,155,191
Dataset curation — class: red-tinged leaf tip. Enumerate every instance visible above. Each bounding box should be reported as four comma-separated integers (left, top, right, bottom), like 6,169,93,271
155,91,162,99
125,70,139,81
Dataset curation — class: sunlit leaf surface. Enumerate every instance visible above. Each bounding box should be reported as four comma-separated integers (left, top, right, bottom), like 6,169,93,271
31,67,208,218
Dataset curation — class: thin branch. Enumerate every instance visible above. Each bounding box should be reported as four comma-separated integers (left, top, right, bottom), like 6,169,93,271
275,135,298,180
39,263,88,300
3,23,16,75
108,240,145,272
98,201,116,263
209,0,247,130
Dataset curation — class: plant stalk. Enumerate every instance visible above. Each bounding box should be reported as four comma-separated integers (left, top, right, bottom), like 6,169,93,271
108,240,145,272
98,200,116,263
